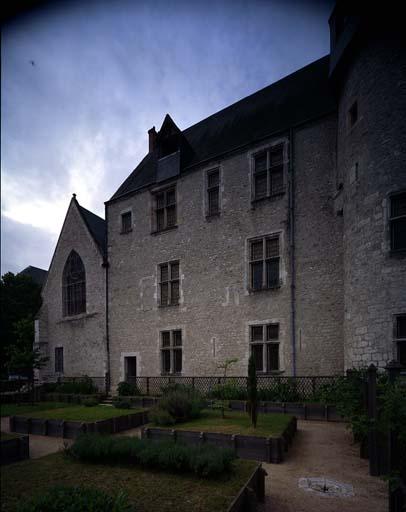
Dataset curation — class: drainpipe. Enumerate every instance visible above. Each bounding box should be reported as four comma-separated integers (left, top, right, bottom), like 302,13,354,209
103,203,111,392
289,127,297,377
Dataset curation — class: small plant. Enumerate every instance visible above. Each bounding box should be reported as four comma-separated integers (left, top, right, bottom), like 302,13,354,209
113,399,132,409
82,398,98,407
67,434,236,477
117,381,140,396
149,408,176,426
16,485,134,512
247,356,258,428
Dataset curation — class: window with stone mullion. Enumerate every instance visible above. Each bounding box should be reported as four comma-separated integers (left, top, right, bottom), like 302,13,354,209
250,323,280,373
161,330,182,375
155,188,177,231
160,262,179,306
390,192,406,251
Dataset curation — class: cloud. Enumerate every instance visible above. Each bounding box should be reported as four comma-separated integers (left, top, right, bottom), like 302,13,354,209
1,0,334,275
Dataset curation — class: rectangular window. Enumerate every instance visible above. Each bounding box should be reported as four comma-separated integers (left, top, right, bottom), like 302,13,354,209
159,261,180,306
161,330,182,375
249,235,280,291
253,144,285,201
249,323,280,373
55,347,64,373
390,192,406,252
121,211,132,233
207,169,220,217
394,315,406,367
154,187,177,232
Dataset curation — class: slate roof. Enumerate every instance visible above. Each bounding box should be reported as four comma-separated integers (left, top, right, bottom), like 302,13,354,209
110,55,335,202
76,202,106,254
19,266,48,287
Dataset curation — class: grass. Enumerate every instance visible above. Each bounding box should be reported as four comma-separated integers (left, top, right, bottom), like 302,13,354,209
1,452,257,512
1,402,72,418
15,405,144,422
0,432,21,441
151,409,292,437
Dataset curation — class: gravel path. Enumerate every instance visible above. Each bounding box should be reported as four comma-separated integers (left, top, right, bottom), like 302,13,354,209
259,420,387,512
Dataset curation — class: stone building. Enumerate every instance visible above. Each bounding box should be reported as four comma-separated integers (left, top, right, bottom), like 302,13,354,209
35,7,406,388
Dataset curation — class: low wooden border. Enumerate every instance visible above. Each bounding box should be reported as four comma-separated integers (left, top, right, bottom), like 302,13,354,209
9,410,149,439
0,435,29,465
228,400,343,422
227,463,266,512
142,416,296,463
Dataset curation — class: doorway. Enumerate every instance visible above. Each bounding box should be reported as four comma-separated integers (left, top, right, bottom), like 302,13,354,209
124,356,137,385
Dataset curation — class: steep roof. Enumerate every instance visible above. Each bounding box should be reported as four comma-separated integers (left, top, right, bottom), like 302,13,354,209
110,55,335,202
76,201,106,254
19,266,48,287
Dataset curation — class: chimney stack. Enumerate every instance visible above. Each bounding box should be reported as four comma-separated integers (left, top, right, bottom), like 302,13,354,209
148,127,157,153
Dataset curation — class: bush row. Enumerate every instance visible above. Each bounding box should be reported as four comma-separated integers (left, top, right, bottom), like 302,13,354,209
17,485,134,512
67,434,236,477
43,376,99,395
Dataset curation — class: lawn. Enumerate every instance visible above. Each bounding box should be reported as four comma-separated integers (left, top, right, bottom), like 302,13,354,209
1,402,72,418
0,432,21,441
151,409,292,437
15,405,144,422
1,452,257,512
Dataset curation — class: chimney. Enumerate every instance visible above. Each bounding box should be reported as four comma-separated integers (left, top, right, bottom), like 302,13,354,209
148,126,157,153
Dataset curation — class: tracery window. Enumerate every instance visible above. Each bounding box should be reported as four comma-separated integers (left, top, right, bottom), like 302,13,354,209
62,251,86,316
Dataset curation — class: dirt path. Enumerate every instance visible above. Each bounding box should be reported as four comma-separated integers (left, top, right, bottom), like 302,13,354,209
259,420,387,512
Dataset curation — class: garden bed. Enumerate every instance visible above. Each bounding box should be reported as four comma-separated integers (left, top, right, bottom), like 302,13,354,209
0,433,29,465
143,410,297,463
1,452,263,512
9,407,149,439
227,400,343,421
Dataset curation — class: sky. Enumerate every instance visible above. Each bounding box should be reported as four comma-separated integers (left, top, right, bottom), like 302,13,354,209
1,0,334,275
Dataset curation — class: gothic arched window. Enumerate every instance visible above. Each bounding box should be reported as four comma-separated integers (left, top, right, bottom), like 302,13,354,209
62,251,86,316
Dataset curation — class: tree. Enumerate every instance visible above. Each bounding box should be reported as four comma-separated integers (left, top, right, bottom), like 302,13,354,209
0,272,42,377
247,355,258,428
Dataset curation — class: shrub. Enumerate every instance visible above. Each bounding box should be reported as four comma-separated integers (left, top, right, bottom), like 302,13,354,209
152,388,204,425
257,381,301,402
67,434,236,477
117,381,140,396
149,408,176,426
113,399,131,409
16,485,134,512
209,382,247,401
53,376,98,395
82,398,99,407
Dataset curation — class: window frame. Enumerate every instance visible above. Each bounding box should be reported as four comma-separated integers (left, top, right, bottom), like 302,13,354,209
62,250,86,317
120,210,132,234
394,314,406,367
160,329,182,375
248,234,281,292
251,142,286,202
389,191,406,254
249,323,280,374
55,347,64,374
206,168,221,218
152,186,177,234
159,260,180,307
